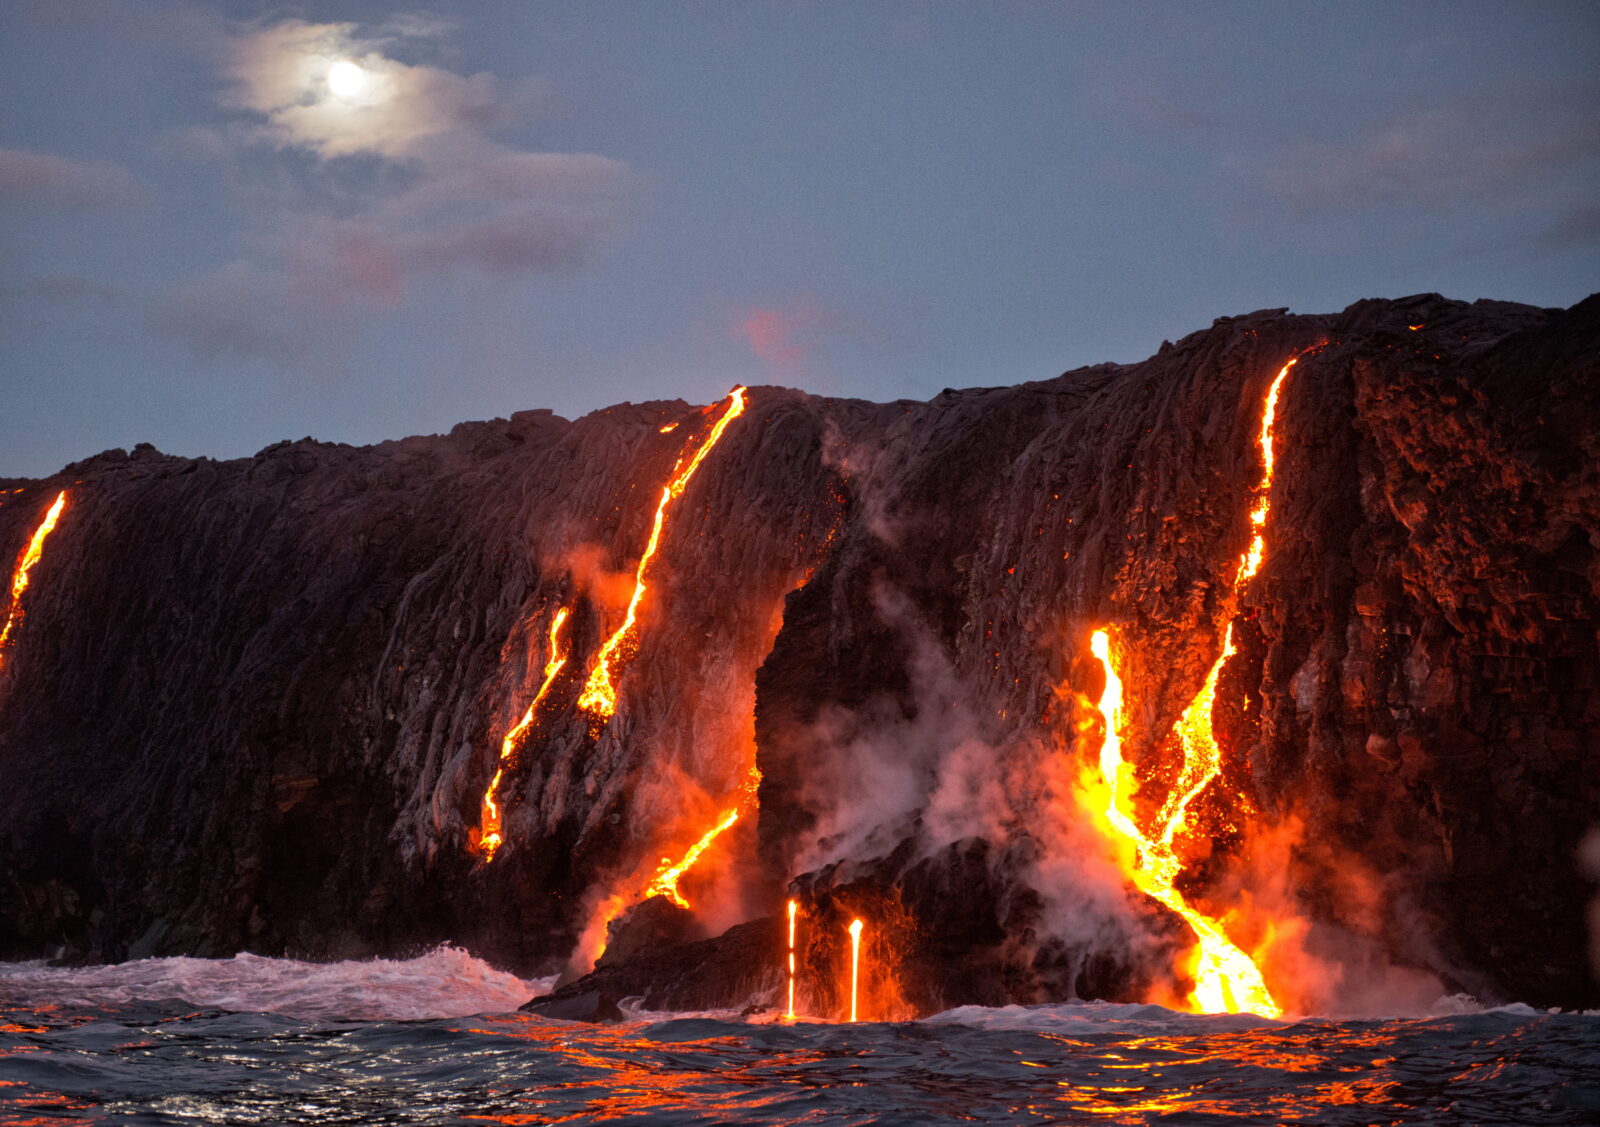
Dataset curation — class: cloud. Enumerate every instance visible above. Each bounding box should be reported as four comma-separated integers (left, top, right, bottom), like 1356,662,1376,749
0,274,119,303
150,261,308,361
220,18,532,162
1264,109,1600,209
1092,64,1600,244
1543,200,1600,249
153,16,632,360
735,301,832,370
10,0,223,51
0,147,147,211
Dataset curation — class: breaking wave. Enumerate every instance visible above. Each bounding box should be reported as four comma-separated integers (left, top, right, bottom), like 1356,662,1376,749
0,945,550,1022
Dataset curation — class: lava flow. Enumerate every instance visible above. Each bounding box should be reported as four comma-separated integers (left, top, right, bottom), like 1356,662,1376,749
641,763,761,909
577,387,748,721
847,919,864,1022
0,490,68,673
1083,357,1304,1018
786,899,798,1019
643,807,740,909
1090,629,1278,1016
476,606,571,862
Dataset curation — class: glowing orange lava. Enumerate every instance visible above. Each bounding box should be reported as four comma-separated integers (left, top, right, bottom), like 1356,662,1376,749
1089,629,1279,1016
847,918,863,1022
0,491,67,673
578,388,748,720
477,606,571,862
643,806,740,909
786,899,798,1019
1081,356,1304,1018
584,766,762,973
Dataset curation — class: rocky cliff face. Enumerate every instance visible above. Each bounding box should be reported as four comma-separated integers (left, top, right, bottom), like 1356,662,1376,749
1,294,1595,1014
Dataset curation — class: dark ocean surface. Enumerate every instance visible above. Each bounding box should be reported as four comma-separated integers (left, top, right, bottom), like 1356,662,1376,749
3,949,1598,1125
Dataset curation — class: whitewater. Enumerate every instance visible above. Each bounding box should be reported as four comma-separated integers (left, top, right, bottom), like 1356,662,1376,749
3,949,1598,1125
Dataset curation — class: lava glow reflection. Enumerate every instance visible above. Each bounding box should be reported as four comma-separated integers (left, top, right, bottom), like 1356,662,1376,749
0,491,67,673
578,388,748,720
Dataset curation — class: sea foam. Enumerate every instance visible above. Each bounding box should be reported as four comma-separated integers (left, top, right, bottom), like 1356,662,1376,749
0,945,553,1022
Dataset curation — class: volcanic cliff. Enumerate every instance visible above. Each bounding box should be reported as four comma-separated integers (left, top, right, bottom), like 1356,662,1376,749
1,293,1596,1016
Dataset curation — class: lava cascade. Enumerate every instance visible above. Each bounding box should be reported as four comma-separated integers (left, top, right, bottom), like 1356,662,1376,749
577,387,748,720
1084,357,1304,1017
475,606,571,861
0,490,67,673
785,899,798,1019
847,918,863,1022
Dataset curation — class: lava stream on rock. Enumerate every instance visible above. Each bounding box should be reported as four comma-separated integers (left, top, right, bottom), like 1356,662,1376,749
475,605,571,862
1082,356,1308,1018
0,490,68,674
577,387,748,721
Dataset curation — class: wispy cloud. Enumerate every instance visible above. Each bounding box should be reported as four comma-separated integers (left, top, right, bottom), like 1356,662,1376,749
734,300,834,370
152,16,632,360
218,18,528,162
0,147,147,211
1093,64,1600,243
1542,200,1600,249
1263,109,1600,210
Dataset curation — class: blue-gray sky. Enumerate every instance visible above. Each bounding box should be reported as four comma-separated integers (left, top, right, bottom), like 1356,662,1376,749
2,1,1596,478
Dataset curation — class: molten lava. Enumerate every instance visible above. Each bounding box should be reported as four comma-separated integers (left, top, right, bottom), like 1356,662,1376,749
0,490,67,673
643,806,740,909
786,899,798,1020
1233,359,1294,587
1081,357,1305,1018
587,766,762,973
1090,629,1279,1017
477,606,571,862
578,387,748,721
847,918,863,1022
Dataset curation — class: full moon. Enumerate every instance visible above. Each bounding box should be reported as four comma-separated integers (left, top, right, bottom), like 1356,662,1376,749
327,60,368,99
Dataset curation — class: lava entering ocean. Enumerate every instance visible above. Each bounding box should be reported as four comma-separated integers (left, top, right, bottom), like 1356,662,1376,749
785,899,798,1020
475,606,571,862
0,490,67,674
1082,356,1307,1018
847,918,863,1022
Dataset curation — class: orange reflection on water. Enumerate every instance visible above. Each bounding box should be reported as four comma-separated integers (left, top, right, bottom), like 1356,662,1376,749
453,1014,825,1124
1035,1023,1412,1124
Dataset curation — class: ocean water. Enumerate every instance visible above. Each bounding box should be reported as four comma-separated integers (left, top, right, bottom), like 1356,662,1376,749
3,949,1598,1125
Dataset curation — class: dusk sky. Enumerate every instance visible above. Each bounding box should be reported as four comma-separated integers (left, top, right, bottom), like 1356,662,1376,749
2,1,1596,478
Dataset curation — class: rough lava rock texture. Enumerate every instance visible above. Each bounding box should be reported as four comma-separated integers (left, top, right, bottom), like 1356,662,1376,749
1,294,1595,1015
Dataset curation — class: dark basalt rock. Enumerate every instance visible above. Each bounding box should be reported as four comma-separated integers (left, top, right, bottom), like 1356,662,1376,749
598,896,704,969
532,918,783,1014
1,294,1595,1014
520,990,623,1023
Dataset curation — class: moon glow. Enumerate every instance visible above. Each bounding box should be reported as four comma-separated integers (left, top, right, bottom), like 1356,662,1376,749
327,60,368,100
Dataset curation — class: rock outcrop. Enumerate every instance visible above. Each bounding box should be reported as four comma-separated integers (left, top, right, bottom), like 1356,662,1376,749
1,294,1595,1014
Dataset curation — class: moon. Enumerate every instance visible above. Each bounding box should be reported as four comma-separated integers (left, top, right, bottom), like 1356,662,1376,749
327,60,368,100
